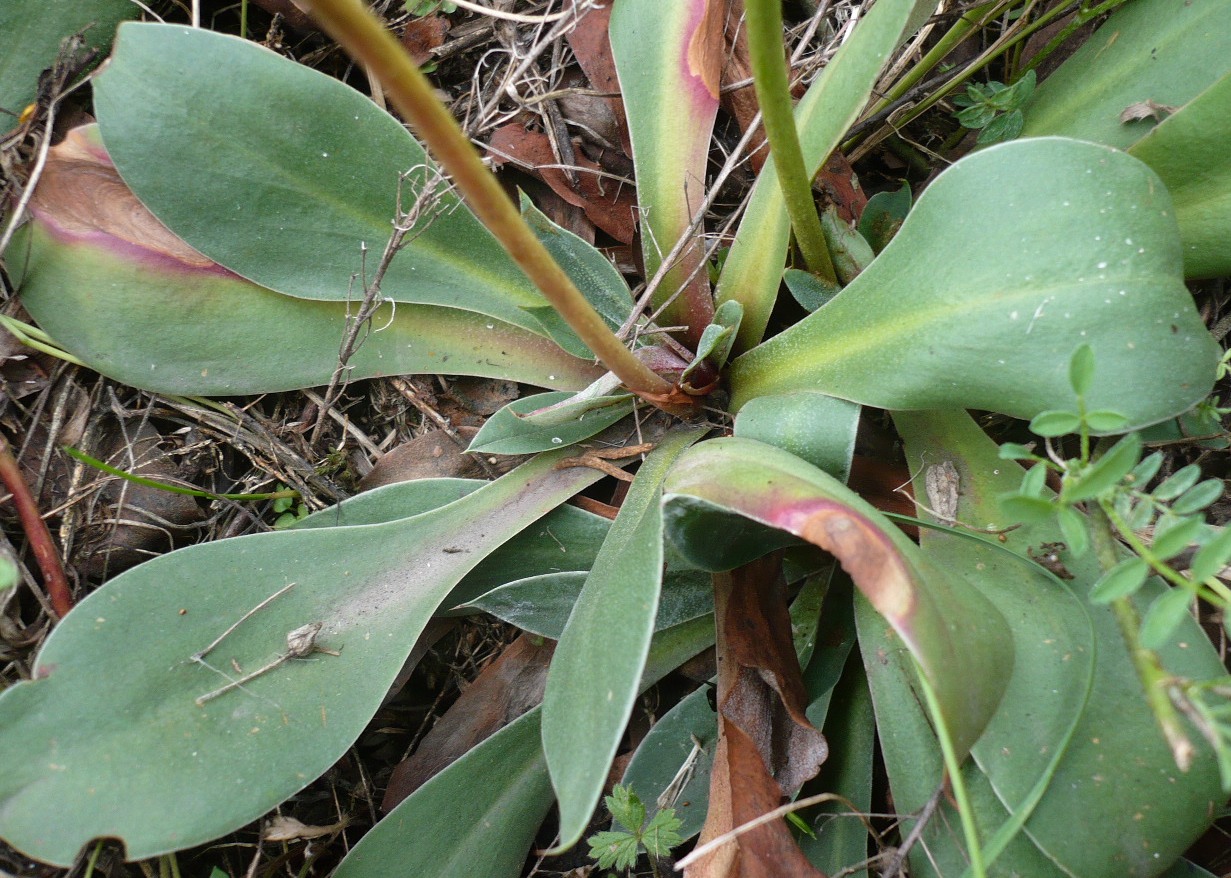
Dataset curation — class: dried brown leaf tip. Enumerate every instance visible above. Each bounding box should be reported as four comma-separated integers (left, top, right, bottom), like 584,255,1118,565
686,555,828,878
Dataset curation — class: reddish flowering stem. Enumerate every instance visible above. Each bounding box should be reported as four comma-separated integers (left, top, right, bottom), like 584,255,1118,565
0,435,72,618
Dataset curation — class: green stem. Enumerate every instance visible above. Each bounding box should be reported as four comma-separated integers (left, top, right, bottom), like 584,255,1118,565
745,0,836,283
62,445,300,504
0,315,87,368
1091,502,1196,770
914,667,986,878
299,0,674,400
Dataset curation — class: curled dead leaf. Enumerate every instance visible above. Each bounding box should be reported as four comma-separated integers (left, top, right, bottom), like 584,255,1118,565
262,814,349,842
687,555,828,878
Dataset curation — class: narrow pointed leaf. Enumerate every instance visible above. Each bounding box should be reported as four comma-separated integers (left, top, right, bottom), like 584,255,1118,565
12,126,598,395
543,427,705,851
729,138,1218,429
92,23,591,354
467,391,634,455
663,437,1013,759
334,710,554,878
0,451,607,865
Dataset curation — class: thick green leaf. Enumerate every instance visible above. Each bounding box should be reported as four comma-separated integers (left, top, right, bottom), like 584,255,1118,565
729,138,1218,430
716,0,930,349
797,654,875,877
857,183,912,254
464,570,712,640
681,300,742,387
1020,0,1231,152
543,428,704,851
733,391,859,482
663,437,1013,759
0,0,134,129
609,0,718,339
0,451,607,865
467,391,634,455
620,686,717,842
92,23,590,355
782,268,841,312
892,409,1224,878
856,595,1068,878
519,193,634,331
1129,73,1231,278
335,613,718,878
334,710,552,878
1019,0,1231,278
292,477,616,612
12,127,598,395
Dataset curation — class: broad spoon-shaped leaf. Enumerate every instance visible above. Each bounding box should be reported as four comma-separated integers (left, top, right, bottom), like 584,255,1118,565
728,137,1218,429
91,23,593,354
12,126,599,395
663,437,1013,760
888,409,1224,878
0,450,607,866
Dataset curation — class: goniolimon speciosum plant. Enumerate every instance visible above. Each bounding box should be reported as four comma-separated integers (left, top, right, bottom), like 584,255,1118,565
2,0,1229,875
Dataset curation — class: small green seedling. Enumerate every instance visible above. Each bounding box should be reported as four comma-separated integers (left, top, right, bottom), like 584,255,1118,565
272,489,310,529
953,69,1036,144
587,784,683,874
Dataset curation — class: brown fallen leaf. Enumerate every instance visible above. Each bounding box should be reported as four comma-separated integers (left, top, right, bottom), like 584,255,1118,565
565,3,631,156
358,427,485,491
488,122,638,244
720,0,769,171
686,554,828,878
401,13,450,66
381,633,554,811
